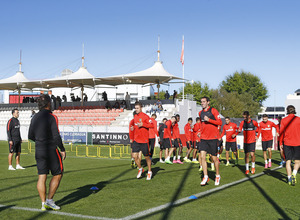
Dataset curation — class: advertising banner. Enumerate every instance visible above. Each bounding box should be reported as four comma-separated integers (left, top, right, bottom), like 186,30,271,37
60,132,86,143
92,132,130,145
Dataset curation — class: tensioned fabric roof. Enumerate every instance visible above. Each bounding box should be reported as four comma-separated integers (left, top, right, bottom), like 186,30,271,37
100,61,183,86
0,58,184,91
41,66,100,89
0,71,39,90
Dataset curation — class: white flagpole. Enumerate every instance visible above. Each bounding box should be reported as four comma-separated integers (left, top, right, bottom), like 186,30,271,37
182,36,185,100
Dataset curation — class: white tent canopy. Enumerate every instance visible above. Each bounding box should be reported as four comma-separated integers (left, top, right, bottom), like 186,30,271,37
100,61,183,86
42,66,99,89
0,71,39,90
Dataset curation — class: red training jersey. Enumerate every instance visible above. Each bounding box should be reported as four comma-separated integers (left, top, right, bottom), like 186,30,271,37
221,122,238,143
163,120,173,139
199,107,222,140
193,122,201,142
259,120,279,142
129,119,134,141
238,119,260,144
279,114,300,146
184,123,193,142
149,118,158,139
133,112,154,143
172,122,180,139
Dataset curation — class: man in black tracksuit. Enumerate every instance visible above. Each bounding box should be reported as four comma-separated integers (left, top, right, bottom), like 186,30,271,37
28,94,66,211
7,108,24,170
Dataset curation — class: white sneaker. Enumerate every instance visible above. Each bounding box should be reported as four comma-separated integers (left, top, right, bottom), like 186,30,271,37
159,159,165,163
8,166,16,170
215,176,221,186
146,171,152,180
41,203,46,211
201,177,209,186
137,168,144,179
44,200,60,211
16,164,25,170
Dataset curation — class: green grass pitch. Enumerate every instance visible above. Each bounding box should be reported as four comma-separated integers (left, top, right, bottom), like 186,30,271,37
0,141,299,220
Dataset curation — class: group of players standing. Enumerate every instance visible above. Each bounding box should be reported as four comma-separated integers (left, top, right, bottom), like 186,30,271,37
128,97,300,186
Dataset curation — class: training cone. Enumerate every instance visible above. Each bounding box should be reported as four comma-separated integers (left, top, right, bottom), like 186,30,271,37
90,186,99,191
189,195,197,200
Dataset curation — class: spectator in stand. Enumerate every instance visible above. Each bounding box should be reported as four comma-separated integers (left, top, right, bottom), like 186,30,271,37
173,90,177,102
125,92,131,110
22,97,26,103
102,91,108,101
105,100,112,109
113,101,120,109
56,96,62,108
51,95,57,110
71,94,75,102
62,95,67,102
31,110,36,118
158,104,163,112
150,103,158,114
164,91,170,100
76,96,81,102
83,94,88,102
156,99,162,106
120,100,127,109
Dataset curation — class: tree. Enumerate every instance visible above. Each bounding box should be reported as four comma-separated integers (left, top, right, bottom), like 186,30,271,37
182,81,212,105
220,71,268,105
211,88,261,117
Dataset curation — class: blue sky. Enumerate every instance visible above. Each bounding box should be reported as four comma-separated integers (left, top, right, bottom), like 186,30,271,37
0,0,299,106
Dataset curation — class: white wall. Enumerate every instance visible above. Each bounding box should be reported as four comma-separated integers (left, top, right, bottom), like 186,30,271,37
285,93,300,116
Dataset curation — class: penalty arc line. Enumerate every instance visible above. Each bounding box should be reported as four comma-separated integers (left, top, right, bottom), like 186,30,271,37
120,166,282,220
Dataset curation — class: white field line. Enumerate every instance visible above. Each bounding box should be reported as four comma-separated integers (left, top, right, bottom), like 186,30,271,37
0,204,116,220
120,166,282,220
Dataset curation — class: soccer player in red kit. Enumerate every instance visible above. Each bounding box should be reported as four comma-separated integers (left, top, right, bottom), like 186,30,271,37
172,114,183,164
259,114,279,168
193,117,201,164
198,97,222,186
183,118,193,163
238,111,261,175
164,116,177,164
279,105,300,185
129,111,137,168
149,114,159,164
158,118,168,163
221,117,239,166
277,116,285,167
132,102,154,180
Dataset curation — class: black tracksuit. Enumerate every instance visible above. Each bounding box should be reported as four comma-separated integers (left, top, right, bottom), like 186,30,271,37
28,109,65,175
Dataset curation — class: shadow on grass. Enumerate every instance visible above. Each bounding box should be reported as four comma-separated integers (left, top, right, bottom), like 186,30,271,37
285,208,300,219
235,165,291,220
0,179,36,193
23,164,37,168
63,163,129,175
263,169,287,183
0,205,14,213
56,168,133,207
151,167,165,179
160,163,193,220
